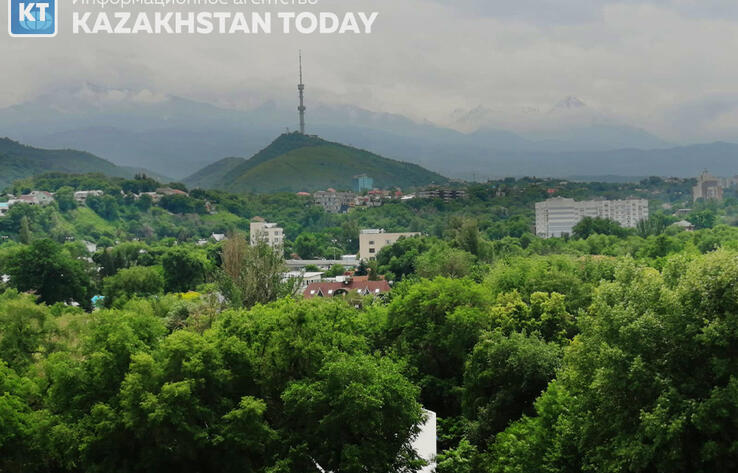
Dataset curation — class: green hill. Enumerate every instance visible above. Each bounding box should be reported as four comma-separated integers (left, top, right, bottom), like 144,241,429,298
0,138,161,189
182,157,247,190
184,133,448,193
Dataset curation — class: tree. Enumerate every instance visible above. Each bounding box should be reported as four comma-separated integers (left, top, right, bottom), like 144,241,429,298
0,291,57,371
324,264,346,278
161,247,205,293
159,195,205,215
688,209,717,229
636,214,671,237
491,252,738,472
102,266,164,307
386,278,493,416
219,234,291,308
0,361,40,472
18,216,31,244
572,217,628,239
282,354,424,473
415,242,476,279
94,242,152,278
134,193,153,212
462,330,561,446
54,186,78,212
116,330,274,473
88,195,120,220
294,233,323,259
6,239,91,308
375,236,430,281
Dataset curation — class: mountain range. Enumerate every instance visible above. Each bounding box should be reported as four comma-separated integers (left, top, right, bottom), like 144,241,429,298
2,84,738,181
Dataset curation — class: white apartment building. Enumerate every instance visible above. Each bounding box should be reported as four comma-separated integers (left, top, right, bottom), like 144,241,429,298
359,229,420,260
535,197,649,238
249,218,284,249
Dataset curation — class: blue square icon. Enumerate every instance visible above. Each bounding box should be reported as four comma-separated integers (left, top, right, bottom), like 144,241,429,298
8,0,57,37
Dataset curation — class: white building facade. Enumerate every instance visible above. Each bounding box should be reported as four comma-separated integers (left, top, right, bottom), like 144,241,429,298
535,197,649,238
250,219,284,249
358,229,420,260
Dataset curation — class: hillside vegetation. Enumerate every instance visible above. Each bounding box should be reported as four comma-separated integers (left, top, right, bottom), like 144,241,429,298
182,157,246,190
184,133,448,193
0,138,158,189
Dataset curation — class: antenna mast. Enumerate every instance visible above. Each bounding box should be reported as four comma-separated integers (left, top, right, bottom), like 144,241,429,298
298,50,306,134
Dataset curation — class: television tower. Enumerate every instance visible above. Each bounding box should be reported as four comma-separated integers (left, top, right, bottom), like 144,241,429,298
298,50,306,134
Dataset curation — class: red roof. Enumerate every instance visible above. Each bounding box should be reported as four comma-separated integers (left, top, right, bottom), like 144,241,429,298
303,278,391,299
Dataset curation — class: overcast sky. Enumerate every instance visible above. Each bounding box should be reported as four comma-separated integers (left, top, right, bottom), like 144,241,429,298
2,0,738,142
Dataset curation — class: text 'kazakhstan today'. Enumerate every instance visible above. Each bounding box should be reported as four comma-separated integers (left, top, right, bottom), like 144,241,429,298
72,11,379,34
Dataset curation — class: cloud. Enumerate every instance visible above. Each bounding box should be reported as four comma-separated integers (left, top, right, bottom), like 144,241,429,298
1,0,738,143
427,0,738,24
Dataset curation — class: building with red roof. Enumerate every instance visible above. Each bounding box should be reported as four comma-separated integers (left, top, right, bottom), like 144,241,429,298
303,276,391,299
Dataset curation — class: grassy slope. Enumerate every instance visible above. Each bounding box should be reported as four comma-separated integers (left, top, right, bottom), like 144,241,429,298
183,157,246,189
206,133,448,193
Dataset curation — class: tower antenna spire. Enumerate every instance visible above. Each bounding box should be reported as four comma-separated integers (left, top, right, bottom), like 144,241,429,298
298,50,306,135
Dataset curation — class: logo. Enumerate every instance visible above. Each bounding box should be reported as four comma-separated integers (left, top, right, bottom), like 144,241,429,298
8,0,57,37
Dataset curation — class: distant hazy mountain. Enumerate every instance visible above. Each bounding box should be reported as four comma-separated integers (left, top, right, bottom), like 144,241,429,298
184,133,448,193
0,138,160,189
435,142,738,179
0,84,685,180
450,96,671,151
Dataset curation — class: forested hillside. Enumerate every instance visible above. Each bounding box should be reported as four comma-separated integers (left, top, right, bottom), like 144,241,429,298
0,138,160,189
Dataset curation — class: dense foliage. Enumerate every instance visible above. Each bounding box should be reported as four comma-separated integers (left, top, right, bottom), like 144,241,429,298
3,172,738,472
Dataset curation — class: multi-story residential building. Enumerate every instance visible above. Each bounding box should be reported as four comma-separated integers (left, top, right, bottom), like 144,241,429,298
250,217,284,249
535,197,649,238
314,189,355,213
359,229,420,260
417,187,467,202
353,174,374,193
693,170,723,202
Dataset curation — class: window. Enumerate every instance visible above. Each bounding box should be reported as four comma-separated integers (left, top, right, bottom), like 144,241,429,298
369,248,376,254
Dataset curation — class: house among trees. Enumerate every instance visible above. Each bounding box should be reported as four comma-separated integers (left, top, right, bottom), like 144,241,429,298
74,190,104,205
10,190,55,206
303,275,390,299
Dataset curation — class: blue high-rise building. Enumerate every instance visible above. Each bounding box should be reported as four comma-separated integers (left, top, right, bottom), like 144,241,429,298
353,174,374,192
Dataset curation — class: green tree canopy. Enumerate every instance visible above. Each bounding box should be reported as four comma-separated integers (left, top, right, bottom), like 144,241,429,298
6,239,91,308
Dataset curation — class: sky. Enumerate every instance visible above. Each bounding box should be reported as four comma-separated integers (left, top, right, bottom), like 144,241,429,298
2,0,738,143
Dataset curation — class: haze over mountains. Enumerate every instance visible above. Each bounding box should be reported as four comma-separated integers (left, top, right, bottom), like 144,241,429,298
3,84,738,181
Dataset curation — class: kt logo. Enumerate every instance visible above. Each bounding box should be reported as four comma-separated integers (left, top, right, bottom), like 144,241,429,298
8,0,57,37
